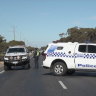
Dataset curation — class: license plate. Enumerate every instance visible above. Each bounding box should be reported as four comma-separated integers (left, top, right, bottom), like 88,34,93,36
12,61,18,64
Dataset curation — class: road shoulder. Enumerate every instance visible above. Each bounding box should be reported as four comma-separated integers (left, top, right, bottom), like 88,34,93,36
0,61,4,68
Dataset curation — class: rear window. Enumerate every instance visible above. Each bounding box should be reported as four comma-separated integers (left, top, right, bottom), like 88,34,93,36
7,48,25,53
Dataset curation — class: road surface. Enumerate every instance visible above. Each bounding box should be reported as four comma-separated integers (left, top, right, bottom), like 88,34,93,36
0,56,96,96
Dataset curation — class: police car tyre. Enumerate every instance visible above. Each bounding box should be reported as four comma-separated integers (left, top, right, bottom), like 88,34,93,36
52,62,67,76
67,69,75,75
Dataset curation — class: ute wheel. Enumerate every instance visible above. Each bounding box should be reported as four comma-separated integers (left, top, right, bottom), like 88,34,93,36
8,66,12,70
25,63,30,69
4,65,9,71
52,62,67,76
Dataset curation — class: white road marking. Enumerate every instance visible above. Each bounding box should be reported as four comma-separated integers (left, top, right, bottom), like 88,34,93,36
58,81,68,90
0,70,5,74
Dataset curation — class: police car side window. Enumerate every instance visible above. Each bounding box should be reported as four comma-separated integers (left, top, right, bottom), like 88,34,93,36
57,46,63,50
88,45,96,53
78,45,86,52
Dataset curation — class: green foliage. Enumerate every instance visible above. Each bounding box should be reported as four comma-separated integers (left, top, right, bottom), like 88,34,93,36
57,27,96,43
27,46,35,51
40,45,48,51
0,35,7,52
0,42,8,53
0,35,4,43
8,40,25,46
0,35,25,53
0,35,7,61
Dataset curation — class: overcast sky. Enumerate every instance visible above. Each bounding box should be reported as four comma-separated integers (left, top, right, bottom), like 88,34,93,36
0,0,96,47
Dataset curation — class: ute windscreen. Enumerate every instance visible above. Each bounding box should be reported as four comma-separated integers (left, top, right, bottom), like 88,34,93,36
7,48,25,53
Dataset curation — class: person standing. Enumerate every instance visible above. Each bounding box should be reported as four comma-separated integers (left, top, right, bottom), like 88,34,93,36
33,48,40,69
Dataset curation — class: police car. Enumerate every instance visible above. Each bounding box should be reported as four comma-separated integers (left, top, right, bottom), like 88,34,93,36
4,46,30,70
43,42,96,76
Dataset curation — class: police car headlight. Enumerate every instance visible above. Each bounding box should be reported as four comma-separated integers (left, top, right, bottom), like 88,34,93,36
22,55,28,59
4,56,9,60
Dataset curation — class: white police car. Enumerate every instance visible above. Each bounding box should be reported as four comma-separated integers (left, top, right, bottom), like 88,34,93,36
4,46,30,70
43,42,96,76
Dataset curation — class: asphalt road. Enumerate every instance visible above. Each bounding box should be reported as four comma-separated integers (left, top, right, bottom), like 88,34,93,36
0,56,96,96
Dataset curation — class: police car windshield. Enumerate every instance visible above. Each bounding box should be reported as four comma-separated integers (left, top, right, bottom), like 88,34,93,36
7,48,25,53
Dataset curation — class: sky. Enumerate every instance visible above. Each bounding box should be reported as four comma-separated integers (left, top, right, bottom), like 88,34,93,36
0,0,96,47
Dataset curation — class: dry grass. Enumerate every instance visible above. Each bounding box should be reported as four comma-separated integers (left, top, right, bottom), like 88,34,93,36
0,61,4,68
0,62,3,64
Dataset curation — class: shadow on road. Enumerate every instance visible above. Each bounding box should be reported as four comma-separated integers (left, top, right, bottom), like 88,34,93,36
42,72,53,76
71,71,96,77
42,71,96,77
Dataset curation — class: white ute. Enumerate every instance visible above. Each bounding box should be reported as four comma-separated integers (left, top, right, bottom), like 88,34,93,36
43,42,96,76
4,46,30,71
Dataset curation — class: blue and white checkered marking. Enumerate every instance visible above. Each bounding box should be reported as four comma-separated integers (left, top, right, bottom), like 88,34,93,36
47,52,96,59
47,52,74,58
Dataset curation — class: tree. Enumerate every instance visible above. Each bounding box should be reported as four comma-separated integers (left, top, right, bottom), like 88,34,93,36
0,35,7,52
0,35,6,43
57,27,96,43
27,46,35,52
8,40,25,46
59,33,64,38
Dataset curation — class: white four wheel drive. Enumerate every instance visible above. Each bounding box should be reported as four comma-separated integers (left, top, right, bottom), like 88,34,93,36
4,46,30,71
43,42,96,76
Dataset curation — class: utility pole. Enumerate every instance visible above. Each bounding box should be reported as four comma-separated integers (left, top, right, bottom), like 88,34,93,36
20,32,21,41
13,26,16,41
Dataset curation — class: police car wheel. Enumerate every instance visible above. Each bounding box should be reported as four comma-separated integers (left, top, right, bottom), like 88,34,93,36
53,62,67,76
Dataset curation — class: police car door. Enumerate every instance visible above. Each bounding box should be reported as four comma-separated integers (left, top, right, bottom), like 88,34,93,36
75,44,96,69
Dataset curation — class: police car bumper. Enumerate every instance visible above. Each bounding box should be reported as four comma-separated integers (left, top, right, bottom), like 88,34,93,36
43,60,51,68
42,65,49,69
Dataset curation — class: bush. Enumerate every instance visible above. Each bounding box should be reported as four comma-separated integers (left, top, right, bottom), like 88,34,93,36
0,53,4,61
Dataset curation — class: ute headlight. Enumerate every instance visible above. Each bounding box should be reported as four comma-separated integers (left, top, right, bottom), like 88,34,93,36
22,55,28,59
10,56,13,60
17,56,20,60
4,56,9,60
